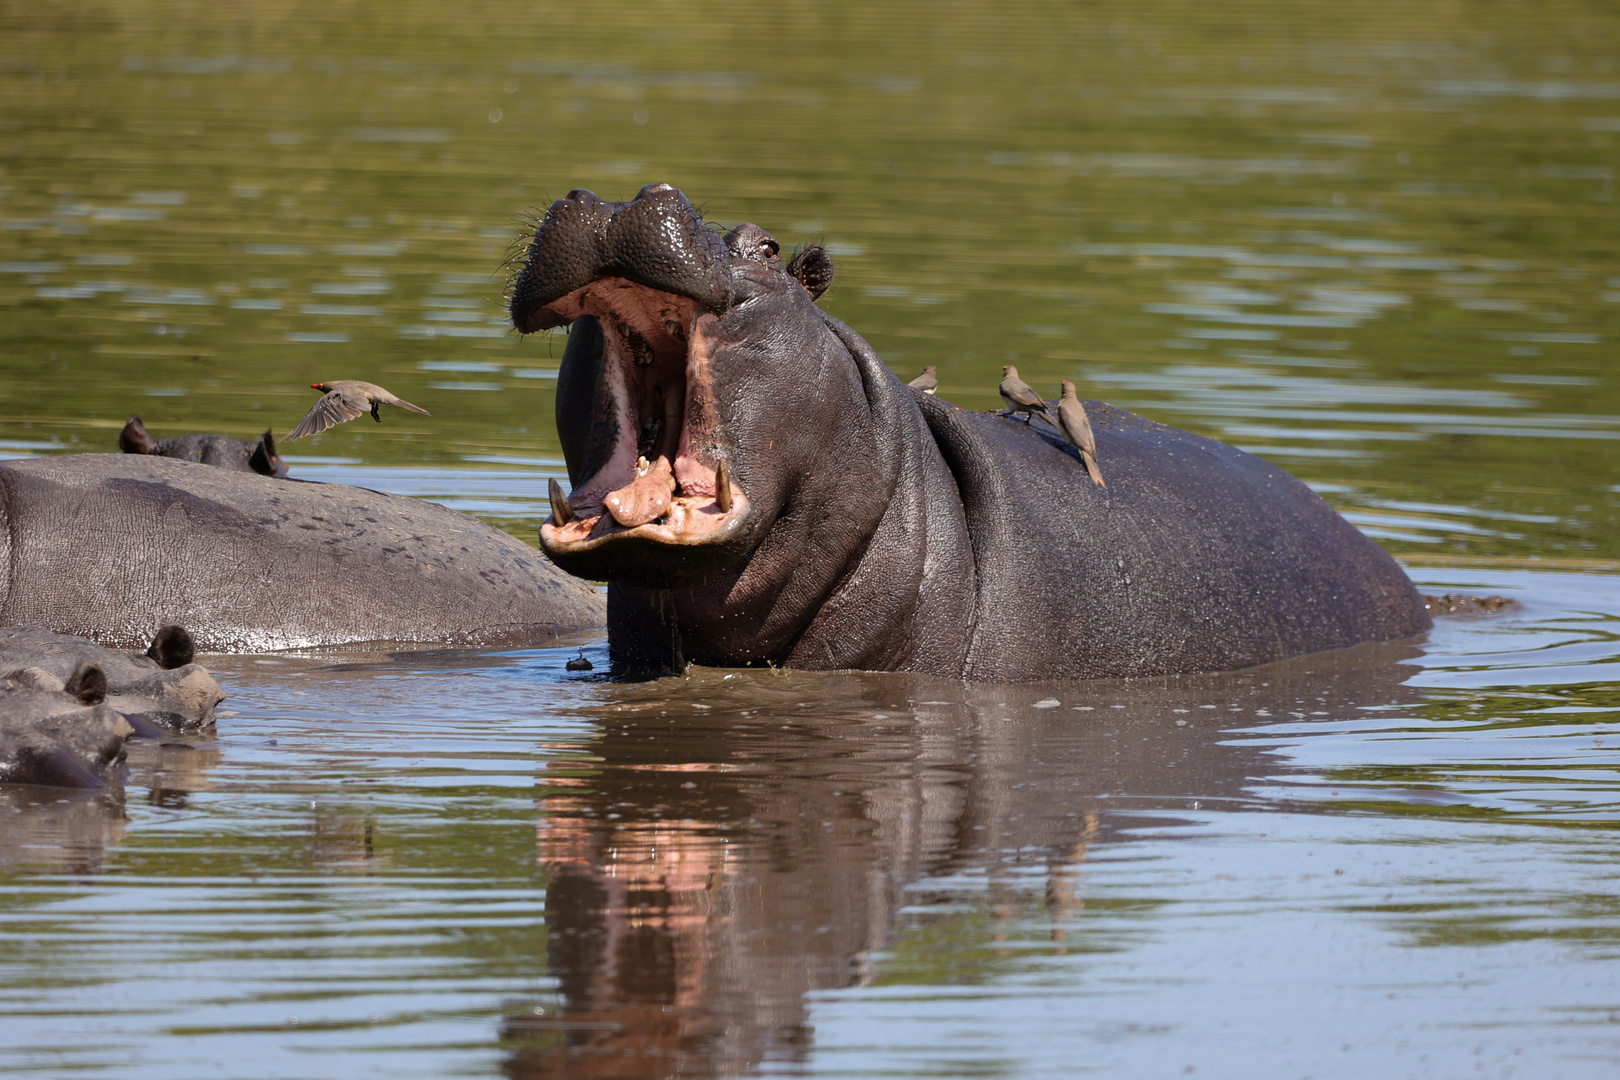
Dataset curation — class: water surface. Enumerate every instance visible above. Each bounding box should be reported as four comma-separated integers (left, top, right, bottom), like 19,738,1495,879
2,1,1619,1076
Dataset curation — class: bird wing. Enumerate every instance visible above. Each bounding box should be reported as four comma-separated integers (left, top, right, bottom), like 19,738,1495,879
1059,398,1098,456
287,390,367,439
1001,378,1050,411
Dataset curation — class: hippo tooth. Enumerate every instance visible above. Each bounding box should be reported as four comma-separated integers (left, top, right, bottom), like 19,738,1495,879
715,460,732,513
549,478,575,524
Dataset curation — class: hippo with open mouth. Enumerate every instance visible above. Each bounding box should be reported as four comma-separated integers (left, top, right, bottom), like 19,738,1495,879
510,184,1430,680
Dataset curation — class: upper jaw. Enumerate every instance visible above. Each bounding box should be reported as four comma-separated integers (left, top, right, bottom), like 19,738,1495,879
507,184,735,334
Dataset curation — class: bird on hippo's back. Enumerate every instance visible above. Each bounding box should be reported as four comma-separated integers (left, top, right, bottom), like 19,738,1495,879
1058,379,1105,487
998,365,1053,425
908,366,939,394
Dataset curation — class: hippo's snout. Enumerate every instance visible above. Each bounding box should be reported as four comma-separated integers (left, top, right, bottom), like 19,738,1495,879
508,184,734,333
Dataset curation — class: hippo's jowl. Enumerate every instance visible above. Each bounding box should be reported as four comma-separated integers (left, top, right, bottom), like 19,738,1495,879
510,184,1430,681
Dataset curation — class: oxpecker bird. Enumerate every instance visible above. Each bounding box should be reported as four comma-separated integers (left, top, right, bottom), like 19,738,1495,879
288,381,431,440
908,366,939,394
1059,379,1105,487
999,365,1053,425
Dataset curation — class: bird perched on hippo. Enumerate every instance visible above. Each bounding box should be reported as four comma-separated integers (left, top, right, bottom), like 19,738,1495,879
509,184,1430,681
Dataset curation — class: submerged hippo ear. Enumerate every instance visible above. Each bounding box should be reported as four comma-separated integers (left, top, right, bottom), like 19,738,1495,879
146,624,196,670
787,244,834,301
64,661,108,705
250,430,286,477
120,416,157,455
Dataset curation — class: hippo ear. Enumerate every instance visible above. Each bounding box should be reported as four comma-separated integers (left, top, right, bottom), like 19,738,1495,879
787,244,834,301
250,430,286,477
120,416,157,455
146,624,196,670
64,661,108,705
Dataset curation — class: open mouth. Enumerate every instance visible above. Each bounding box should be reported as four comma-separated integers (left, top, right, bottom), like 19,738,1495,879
532,277,749,556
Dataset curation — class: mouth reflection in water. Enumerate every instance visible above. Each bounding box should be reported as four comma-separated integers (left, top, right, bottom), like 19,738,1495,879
502,644,1421,1078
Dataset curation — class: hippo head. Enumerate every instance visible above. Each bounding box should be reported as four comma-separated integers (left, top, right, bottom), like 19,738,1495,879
510,184,857,588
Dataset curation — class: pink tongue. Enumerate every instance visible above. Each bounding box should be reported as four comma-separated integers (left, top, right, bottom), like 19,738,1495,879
604,457,677,527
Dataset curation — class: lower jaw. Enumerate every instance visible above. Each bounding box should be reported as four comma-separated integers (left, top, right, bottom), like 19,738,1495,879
538,497,754,587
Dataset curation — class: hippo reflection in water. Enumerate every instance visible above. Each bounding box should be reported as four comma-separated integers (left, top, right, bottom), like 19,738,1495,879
509,184,1430,681
503,648,1423,1076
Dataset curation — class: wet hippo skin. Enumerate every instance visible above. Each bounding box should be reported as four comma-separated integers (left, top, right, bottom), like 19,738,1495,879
0,455,605,653
510,184,1431,681
0,659,135,790
0,626,223,730
120,415,287,477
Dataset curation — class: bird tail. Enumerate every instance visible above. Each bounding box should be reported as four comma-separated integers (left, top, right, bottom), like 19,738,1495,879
395,399,432,416
1082,451,1106,488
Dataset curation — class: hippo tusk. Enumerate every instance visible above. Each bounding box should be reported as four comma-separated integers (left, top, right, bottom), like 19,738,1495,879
715,460,732,513
549,478,575,524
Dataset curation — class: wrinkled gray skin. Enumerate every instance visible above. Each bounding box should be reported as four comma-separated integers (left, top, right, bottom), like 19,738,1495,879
0,675,133,789
0,455,605,653
0,626,223,730
121,415,287,477
511,184,1431,681
0,633,180,790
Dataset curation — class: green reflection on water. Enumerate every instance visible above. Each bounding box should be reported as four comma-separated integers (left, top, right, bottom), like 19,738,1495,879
3,0,1619,560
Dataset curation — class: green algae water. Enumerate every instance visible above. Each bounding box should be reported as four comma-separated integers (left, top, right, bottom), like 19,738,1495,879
2,1,1620,1076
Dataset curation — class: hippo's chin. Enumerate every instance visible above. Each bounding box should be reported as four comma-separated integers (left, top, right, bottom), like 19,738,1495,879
529,277,752,584
539,502,754,585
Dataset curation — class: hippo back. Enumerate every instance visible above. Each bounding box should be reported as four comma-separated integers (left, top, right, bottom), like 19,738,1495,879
0,455,604,652
915,394,1430,680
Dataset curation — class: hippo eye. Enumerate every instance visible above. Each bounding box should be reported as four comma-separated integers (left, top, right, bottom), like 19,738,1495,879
757,238,779,259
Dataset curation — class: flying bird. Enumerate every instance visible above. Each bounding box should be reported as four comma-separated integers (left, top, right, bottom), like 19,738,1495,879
1058,379,1105,487
908,366,939,394
999,365,1053,425
287,381,431,440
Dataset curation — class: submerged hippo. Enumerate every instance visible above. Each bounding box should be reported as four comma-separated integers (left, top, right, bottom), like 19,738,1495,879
0,455,604,653
121,415,287,477
0,665,135,789
508,184,1430,680
0,625,222,730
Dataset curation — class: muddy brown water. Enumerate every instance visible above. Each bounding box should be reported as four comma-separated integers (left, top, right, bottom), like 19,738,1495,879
3,1,1620,1077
